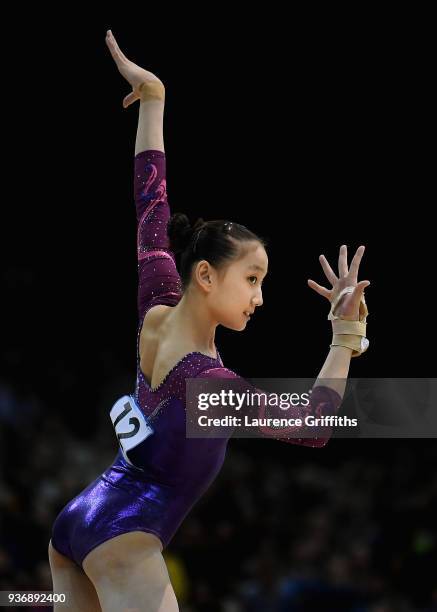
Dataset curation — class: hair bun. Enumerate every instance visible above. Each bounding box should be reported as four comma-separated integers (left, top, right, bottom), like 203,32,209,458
191,217,206,233
167,213,205,254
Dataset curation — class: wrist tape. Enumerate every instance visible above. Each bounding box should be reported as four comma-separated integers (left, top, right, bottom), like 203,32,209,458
328,286,369,357
139,80,165,102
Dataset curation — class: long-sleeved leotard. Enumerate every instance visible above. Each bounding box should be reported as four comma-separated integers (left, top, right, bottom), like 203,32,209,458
51,150,341,568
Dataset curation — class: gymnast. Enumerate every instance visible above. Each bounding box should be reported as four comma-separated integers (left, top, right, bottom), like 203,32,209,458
48,30,370,611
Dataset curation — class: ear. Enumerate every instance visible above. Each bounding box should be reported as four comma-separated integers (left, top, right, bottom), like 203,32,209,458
194,260,213,292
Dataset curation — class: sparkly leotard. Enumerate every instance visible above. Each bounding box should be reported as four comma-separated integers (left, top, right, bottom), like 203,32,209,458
50,150,341,568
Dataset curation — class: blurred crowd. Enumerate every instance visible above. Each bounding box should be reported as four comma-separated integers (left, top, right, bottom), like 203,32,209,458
1,377,436,611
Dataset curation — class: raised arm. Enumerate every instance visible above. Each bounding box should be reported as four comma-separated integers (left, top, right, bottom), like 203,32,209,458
309,244,370,395
105,31,181,321
105,30,165,154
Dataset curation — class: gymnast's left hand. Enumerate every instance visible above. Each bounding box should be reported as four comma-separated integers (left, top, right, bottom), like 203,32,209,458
307,245,370,320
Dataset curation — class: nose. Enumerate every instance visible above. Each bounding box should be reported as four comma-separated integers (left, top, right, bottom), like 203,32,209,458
252,288,263,308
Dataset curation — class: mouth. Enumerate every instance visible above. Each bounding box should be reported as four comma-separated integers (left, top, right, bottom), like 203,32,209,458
243,311,254,319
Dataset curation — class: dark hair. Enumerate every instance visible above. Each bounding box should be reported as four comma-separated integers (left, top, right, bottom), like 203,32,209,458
167,213,268,291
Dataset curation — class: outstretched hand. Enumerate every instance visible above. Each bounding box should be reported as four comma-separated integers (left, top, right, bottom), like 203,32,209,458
308,245,370,320
105,30,164,108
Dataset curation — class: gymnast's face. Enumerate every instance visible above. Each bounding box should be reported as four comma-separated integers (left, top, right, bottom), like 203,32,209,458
210,241,268,331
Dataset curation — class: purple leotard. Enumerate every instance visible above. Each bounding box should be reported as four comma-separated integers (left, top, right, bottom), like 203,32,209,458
50,150,341,568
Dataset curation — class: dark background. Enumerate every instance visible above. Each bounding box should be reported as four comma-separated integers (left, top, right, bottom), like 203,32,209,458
1,13,435,612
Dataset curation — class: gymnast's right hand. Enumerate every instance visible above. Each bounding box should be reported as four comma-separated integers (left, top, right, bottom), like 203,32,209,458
105,30,164,109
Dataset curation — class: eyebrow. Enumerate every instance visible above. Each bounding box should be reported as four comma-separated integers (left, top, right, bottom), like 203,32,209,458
247,264,267,274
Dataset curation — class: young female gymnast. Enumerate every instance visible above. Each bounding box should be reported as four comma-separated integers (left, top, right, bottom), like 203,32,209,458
48,30,371,612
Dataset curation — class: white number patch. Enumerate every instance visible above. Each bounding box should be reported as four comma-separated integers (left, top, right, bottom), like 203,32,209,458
109,395,154,468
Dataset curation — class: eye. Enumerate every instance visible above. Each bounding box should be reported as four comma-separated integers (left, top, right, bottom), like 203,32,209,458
248,276,258,285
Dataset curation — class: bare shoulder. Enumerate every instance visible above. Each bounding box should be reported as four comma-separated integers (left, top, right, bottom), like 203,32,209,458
139,305,173,380
141,304,172,335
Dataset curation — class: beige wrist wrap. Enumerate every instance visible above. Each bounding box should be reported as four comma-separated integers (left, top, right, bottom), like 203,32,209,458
139,80,165,102
328,286,369,357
